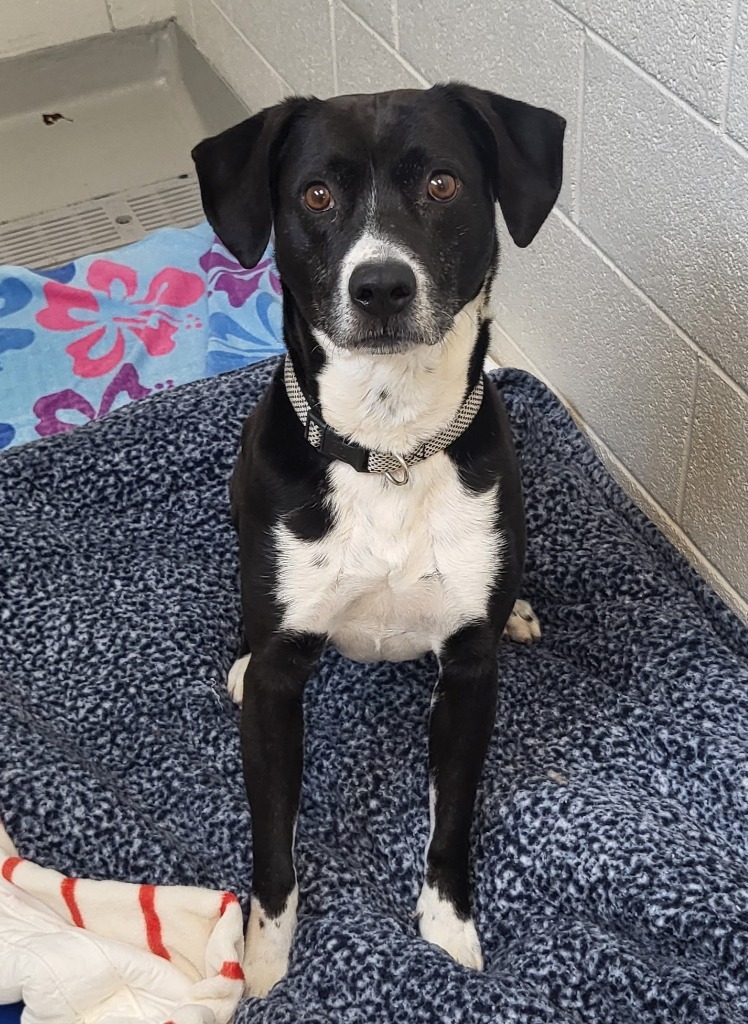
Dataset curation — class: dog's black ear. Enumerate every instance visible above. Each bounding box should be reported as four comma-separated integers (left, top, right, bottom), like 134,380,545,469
191,98,307,268
445,84,566,248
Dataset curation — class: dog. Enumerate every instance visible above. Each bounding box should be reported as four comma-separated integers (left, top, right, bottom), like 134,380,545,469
192,83,564,997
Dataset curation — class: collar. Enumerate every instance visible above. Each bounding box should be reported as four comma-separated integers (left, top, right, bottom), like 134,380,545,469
283,356,484,485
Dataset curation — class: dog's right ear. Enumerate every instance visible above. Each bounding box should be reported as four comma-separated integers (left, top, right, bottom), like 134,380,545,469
192,98,307,268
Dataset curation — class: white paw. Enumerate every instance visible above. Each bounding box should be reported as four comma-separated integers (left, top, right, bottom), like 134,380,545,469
416,882,484,971
243,887,298,998
502,599,541,644
227,654,251,705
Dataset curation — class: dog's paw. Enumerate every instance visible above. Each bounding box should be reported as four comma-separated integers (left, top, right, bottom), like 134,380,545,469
227,654,251,704
243,949,287,1000
502,599,541,644
416,883,484,971
243,888,298,998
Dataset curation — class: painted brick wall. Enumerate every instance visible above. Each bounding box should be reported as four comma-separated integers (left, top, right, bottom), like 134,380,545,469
0,0,176,58
180,0,748,622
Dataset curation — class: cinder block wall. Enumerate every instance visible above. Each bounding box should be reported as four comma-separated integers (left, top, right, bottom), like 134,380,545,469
180,0,748,621
1,0,176,58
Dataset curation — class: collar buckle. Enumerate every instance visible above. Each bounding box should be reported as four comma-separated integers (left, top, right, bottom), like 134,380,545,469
305,409,369,473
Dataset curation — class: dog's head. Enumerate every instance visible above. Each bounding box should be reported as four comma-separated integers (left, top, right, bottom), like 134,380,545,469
193,85,565,354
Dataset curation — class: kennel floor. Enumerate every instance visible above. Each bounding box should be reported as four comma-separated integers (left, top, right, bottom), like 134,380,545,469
0,23,245,268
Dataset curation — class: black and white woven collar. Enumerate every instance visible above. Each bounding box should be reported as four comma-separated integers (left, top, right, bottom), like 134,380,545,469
283,356,484,485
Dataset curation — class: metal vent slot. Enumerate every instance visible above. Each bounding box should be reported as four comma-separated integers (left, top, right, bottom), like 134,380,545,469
128,179,204,231
0,174,205,270
0,207,120,269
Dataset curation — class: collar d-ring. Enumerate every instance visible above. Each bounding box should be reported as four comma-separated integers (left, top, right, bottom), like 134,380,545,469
383,454,410,486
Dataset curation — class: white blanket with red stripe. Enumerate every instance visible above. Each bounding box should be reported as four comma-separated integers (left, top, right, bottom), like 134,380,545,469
0,825,245,1024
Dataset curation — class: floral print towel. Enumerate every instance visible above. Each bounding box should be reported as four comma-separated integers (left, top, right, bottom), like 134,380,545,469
0,222,284,450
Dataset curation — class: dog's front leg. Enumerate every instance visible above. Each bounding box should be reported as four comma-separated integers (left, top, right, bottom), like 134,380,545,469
416,622,500,971
240,632,324,997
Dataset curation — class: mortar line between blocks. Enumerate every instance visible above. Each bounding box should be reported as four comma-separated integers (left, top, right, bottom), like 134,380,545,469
495,311,745,618
721,0,742,127
554,208,748,404
675,359,700,523
580,413,748,625
490,324,573,413
339,0,429,85
494,323,748,623
550,0,748,158
208,0,291,93
330,0,339,95
183,0,195,37
572,31,587,222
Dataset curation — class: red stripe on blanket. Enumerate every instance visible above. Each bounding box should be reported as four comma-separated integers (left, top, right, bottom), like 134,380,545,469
220,961,244,980
1,857,23,882
139,884,171,960
61,877,85,927
220,891,239,916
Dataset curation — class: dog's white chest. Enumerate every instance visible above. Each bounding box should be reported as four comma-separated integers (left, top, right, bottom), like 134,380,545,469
275,455,502,661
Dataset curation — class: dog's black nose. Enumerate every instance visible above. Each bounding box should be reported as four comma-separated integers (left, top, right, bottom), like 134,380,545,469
349,262,416,319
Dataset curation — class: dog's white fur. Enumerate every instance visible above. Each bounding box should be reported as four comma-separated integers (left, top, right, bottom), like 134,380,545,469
276,453,502,663
277,272,501,664
333,232,436,346
231,229,536,985
313,297,484,455
243,885,299,998
415,881,484,970
503,598,541,643
415,778,484,967
228,598,538,705
227,654,249,703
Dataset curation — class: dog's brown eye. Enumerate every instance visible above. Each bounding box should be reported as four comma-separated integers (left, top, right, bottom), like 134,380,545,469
303,183,334,211
427,173,459,203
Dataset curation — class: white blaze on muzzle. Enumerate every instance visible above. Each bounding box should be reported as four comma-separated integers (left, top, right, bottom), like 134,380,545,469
337,232,432,330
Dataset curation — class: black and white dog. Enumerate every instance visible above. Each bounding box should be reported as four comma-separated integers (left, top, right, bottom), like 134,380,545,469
192,84,564,997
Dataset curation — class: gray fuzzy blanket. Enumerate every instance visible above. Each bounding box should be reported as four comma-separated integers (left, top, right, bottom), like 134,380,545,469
2,360,747,1024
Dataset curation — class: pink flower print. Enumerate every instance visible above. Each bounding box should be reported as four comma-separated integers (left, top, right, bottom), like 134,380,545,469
200,247,281,307
37,283,119,376
130,268,205,356
36,260,205,378
33,363,154,437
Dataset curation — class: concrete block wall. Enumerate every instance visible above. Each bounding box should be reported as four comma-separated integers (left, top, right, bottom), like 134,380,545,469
1,0,176,58
178,0,747,622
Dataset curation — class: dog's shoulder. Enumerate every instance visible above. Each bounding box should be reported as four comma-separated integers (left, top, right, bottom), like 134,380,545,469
231,368,333,543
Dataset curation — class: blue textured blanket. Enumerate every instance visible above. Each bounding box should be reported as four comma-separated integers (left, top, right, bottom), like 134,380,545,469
2,361,747,1023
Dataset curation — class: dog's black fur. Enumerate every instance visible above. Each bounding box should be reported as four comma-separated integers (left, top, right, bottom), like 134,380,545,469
193,84,564,994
